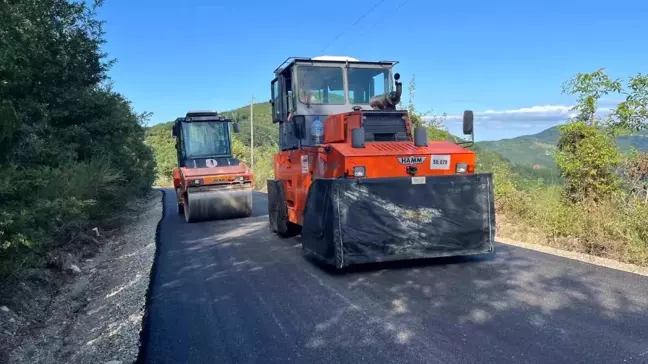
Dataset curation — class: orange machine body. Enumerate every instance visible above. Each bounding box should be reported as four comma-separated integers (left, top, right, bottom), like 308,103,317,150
173,163,254,205
273,110,476,226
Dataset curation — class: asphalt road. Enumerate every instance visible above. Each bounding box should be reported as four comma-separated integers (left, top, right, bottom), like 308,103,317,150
139,189,648,364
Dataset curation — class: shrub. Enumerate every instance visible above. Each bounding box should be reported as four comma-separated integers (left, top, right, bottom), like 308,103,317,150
555,121,622,202
619,150,648,201
0,0,155,279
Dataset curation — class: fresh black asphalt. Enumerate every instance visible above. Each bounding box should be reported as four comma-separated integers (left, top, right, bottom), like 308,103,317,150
138,189,648,364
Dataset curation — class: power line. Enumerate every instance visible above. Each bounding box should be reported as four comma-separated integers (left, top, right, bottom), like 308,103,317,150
366,0,413,32
320,0,388,53
336,0,415,54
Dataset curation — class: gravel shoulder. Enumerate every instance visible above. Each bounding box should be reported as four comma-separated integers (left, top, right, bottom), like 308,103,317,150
1,190,162,364
497,236,648,277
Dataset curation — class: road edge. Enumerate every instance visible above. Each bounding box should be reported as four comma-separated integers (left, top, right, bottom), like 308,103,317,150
497,235,648,277
135,188,166,364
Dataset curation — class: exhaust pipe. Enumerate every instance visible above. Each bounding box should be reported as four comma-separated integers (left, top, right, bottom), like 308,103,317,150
369,73,402,111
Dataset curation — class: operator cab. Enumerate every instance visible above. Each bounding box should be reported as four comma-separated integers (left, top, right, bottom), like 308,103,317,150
269,56,409,151
270,56,475,152
172,111,241,168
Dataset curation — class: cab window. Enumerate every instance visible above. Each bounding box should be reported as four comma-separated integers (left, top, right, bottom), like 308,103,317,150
271,79,280,120
347,68,390,104
296,66,345,104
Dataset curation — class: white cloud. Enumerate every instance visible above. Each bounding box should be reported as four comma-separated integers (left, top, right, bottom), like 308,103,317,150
426,102,620,141
437,103,615,127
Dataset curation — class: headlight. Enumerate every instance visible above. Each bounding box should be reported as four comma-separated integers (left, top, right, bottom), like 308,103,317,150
353,166,366,177
456,163,468,173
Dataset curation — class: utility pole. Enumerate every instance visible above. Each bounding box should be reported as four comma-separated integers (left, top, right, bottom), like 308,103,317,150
250,96,254,171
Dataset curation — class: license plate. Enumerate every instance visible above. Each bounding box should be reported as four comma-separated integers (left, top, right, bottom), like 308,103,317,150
431,154,451,170
411,176,426,185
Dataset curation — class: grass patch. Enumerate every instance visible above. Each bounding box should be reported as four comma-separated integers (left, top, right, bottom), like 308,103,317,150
499,186,648,266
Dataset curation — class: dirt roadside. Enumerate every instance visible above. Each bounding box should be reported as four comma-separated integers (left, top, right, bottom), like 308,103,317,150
0,190,162,364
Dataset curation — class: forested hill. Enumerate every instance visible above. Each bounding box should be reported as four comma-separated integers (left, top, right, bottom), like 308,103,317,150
220,102,277,147
477,126,648,168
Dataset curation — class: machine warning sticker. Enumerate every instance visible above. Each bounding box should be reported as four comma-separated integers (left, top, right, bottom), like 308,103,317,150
430,155,450,170
206,158,218,167
397,156,426,164
411,176,426,185
318,157,326,176
301,155,308,173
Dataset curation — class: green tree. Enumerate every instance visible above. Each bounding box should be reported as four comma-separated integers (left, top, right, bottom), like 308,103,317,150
555,121,622,202
145,121,177,184
561,69,622,127
611,73,648,135
0,0,155,276
557,69,648,203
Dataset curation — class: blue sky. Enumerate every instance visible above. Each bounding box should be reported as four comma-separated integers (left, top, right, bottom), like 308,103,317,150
97,0,648,141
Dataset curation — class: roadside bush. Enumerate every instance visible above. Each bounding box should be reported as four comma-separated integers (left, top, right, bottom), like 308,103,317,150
0,0,155,279
498,184,648,266
251,146,277,192
555,121,622,203
145,122,176,186
619,150,648,201
231,136,250,165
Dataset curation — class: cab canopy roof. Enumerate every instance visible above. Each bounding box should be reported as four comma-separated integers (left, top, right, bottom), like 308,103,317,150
183,111,229,122
273,56,399,75
186,110,218,118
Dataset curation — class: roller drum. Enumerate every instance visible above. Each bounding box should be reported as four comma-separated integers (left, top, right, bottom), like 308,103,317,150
184,187,253,222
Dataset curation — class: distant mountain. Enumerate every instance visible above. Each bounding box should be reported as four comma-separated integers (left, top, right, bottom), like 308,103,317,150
476,126,648,168
618,132,648,151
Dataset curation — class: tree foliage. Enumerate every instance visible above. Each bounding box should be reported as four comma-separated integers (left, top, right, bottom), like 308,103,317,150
557,69,648,203
619,149,648,201
561,68,648,135
612,73,648,135
0,0,155,276
561,69,622,127
145,121,176,184
555,121,622,202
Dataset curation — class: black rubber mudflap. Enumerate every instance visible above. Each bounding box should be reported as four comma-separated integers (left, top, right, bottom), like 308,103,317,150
301,174,497,268
267,180,286,233
267,179,300,237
